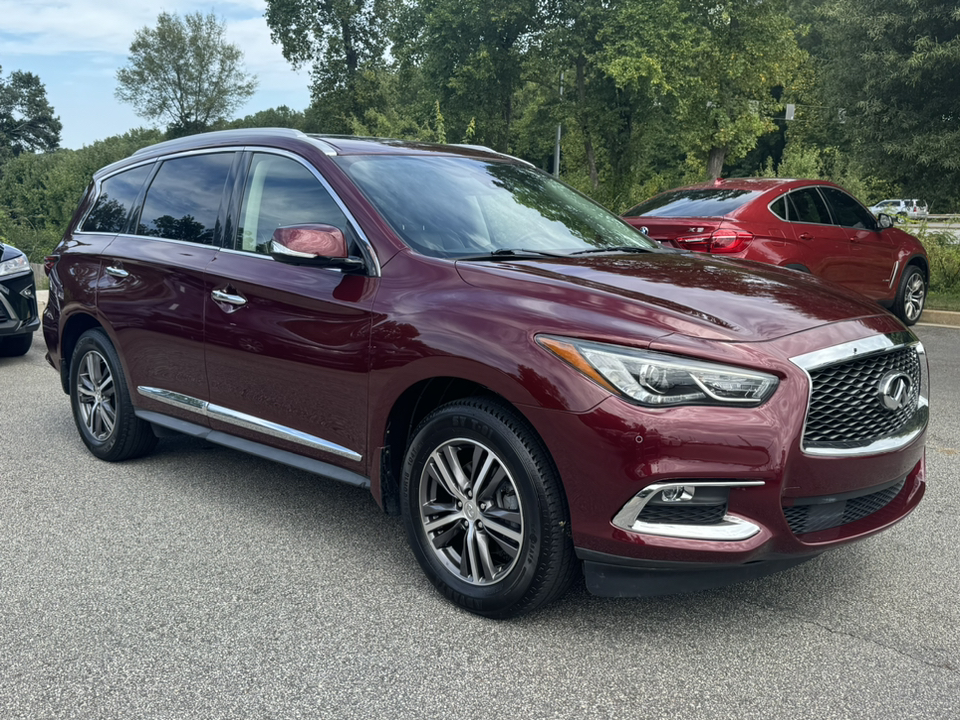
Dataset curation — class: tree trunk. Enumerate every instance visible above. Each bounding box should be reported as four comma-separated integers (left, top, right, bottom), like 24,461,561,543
706,147,726,181
575,56,598,189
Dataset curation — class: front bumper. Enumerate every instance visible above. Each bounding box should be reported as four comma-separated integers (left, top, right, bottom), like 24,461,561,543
0,271,39,337
520,323,927,596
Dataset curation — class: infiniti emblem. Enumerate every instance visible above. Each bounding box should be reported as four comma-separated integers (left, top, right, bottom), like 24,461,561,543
878,371,912,412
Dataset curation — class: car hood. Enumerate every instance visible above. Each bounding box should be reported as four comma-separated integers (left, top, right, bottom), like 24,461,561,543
0,242,24,263
456,252,889,343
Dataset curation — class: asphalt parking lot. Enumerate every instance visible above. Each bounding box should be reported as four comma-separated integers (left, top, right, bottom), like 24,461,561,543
1,323,958,720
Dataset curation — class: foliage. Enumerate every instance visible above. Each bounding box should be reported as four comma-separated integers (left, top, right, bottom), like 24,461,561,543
265,0,390,130
603,0,805,180
0,66,62,161
916,228,960,292
802,0,960,210
115,12,257,135
0,129,163,261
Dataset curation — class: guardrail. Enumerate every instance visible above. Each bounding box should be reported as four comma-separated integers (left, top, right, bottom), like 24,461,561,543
30,262,49,290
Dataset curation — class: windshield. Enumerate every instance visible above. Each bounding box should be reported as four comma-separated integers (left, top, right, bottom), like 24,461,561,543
624,188,764,218
333,155,657,258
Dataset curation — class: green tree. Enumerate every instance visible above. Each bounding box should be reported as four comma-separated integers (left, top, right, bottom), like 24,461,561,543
818,0,960,208
418,0,539,151
0,66,62,162
604,0,805,180
265,0,390,131
115,12,257,136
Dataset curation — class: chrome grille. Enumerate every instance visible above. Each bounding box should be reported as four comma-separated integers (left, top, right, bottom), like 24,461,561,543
803,345,921,451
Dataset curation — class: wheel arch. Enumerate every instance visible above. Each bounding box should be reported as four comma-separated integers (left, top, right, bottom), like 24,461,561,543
375,376,545,516
58,311,104,394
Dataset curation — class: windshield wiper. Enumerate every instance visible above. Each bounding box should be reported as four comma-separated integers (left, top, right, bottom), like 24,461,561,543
569,245,654,255
458,248,569,260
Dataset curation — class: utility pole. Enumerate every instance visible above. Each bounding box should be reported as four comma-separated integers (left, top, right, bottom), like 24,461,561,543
554,73,563,177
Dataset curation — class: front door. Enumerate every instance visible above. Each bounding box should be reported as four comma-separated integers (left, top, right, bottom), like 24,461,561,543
818,186,898,300
202,151,378,472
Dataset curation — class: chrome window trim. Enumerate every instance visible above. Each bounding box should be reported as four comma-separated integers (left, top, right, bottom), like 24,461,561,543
790,331,928,457
75,157,158,236
612,480,765,541
766,184,879,232
234,146,381,277
138,386,363,462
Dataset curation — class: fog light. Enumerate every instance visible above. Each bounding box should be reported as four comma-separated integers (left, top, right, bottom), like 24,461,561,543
660,486,695,503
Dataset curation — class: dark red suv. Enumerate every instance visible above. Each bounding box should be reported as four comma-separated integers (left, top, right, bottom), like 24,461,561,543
622,178,929,325
43,130,927,617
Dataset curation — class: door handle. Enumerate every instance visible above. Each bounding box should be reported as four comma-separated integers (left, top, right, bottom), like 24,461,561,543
211,289,247,307
798,233,813,241
105,265,129,278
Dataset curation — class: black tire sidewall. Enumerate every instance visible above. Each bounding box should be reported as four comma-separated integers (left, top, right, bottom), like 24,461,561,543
70,330,129,459
401,401,556,616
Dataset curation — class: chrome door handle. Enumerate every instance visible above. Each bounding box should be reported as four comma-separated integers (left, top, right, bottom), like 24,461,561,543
211,289,247,307
105,266,129,278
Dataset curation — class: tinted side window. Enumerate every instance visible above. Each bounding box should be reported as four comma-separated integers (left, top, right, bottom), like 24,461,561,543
138,153,234,244
820,187,877,230
81,164,152,233
236,154,348,254
787,188,831,225
770,196,787,220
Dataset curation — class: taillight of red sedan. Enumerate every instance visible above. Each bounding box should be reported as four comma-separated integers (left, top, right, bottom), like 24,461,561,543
675,229,754,254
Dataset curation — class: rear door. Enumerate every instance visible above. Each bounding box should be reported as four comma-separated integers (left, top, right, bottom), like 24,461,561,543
202,150,378,473
97,151,237,423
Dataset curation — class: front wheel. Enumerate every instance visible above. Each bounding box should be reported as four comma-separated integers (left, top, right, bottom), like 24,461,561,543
70,329,157,461
894,266,926,326
401,398,577,618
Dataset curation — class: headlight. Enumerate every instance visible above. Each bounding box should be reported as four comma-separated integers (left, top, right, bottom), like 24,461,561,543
538,335,778,407
0,254,30,278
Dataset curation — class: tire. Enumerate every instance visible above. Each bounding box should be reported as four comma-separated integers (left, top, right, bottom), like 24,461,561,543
0,333,32,357
401,398,578,618
70,329,157,461
893,265,926,326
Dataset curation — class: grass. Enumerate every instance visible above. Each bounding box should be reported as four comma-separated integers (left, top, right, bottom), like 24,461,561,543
926,291,960,313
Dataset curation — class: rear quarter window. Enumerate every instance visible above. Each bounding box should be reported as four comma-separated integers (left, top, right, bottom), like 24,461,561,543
81,164,153,234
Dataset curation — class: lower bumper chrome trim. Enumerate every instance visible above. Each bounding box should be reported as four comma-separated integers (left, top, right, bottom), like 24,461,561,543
612,480,764,541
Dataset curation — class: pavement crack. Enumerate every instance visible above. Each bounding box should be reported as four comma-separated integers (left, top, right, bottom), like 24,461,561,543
744,599,959,675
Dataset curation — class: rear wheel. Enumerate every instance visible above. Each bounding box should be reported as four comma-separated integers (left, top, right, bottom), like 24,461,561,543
70,329,157,461
401,398,577,618
893,266,926,326
0,333,33,357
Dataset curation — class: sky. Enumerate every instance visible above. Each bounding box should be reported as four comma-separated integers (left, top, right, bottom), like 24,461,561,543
0,0,311,150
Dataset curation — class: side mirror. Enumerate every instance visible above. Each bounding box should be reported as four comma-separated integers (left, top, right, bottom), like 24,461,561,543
269,224,365,271
877,213,894,230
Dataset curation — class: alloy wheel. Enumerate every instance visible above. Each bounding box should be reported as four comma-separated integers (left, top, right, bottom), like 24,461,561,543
418,438,524,586
76,350,117,441
903,273,926,323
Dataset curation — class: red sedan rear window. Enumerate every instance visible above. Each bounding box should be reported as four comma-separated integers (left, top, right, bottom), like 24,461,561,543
624,188,764,218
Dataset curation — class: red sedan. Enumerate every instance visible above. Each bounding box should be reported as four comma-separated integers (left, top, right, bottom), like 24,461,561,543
622,178,929,324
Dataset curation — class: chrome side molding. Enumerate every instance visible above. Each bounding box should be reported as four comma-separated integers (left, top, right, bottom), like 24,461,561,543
137,386,362,462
